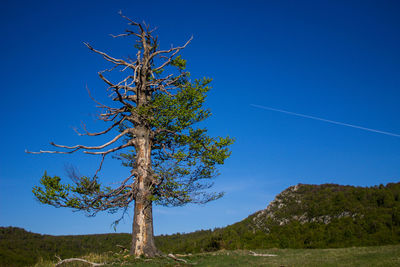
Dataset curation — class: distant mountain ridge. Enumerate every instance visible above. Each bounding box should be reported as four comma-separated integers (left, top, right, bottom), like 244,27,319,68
1,182,400,266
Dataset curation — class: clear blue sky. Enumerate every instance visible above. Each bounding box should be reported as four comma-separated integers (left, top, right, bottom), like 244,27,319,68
1,0,399,236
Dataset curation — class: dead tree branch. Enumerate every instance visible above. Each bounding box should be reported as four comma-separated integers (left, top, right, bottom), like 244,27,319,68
84,42,135,68
55,257,104,266
73,116,127,136
249,251,277,257
167,253,188,263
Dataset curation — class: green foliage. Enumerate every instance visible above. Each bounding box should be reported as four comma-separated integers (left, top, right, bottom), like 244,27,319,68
148,77,233,205
32,172,124,215
32,172,70,206
117,74,234,206
170,55,187,70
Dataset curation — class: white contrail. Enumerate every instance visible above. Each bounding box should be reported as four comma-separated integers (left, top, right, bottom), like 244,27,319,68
251,104,400,138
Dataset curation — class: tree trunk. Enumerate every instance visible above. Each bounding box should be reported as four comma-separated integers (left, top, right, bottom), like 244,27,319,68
131,196,159,256
130,128,160,257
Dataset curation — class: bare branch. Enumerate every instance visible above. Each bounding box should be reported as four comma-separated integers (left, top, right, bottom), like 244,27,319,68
74,116,127,136
86,174,134,211
25,148,81,154
98,72,117,88
99,107,128,121
86,85,114,110
83,141,133,155
84,42,135,68
110,29,141,38
118,11,144,32
26,127,131,154
55,257,104,267
151,36,193,60
94,154,106,178
51,128,131,151
153,50,180,71
98,72,135,107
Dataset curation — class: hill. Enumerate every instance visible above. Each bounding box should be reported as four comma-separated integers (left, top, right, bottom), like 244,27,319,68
1,182,400,266
156,182,400,252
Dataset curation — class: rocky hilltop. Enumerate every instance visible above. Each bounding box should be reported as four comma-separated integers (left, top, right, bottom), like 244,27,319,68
213,182,400,249
251,183,363,231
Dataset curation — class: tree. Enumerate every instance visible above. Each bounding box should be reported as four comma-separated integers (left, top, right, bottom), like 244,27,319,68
27,13,234,257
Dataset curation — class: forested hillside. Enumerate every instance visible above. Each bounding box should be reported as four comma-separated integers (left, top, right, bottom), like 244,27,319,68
1,182,399,266
157,182,400,252
0,227,131,266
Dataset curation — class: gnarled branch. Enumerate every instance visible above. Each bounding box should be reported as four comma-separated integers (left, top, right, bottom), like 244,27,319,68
51,128,131,151
74,116,127,136
83,141,133,155
84,42,136,69
151,36,193,60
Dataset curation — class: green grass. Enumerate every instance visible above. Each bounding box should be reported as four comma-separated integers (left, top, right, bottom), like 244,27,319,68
34,244,400,267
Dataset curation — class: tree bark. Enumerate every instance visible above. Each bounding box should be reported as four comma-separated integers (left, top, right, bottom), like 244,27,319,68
131,196,159,256
130,128,160,257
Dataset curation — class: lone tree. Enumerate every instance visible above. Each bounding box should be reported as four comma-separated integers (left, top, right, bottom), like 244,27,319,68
27,13,233,257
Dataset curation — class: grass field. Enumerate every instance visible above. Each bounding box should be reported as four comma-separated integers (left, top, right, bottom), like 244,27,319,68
34,244,400,266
